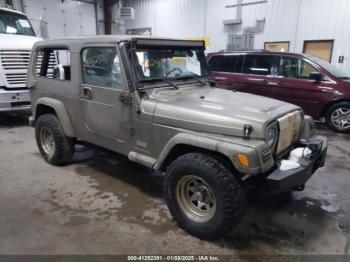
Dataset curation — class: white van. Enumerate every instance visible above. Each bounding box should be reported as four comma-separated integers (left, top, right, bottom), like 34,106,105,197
0,7,41,112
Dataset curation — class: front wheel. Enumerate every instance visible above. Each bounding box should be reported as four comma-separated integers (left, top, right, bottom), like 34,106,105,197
163,153,246,240
325,102,350,133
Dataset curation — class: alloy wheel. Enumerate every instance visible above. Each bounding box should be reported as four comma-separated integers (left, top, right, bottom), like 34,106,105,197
176,175,216,223
331,107,350,130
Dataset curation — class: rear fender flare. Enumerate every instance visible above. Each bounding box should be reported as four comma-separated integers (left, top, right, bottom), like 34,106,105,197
34,97,76,137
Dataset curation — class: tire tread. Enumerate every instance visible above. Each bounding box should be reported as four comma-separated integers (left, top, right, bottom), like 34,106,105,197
35,114,74,165
163,152,245,240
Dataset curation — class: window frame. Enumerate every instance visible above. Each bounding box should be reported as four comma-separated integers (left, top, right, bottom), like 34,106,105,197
241,54,275,77
303,39,334,63
264,41,290,52
276,55,333,82
209,54,236,73
80,45,123,90
34,46,71,82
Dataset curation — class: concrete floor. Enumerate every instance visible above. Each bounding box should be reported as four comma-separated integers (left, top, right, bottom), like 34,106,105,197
0,113,350,255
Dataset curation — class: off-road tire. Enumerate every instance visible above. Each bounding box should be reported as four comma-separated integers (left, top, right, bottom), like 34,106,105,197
163,153,246,240
325,102,350,133
35,114,74,165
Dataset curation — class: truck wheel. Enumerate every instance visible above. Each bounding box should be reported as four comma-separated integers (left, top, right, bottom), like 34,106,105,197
35,114,74,165
163,153,245,240
325,102,350,132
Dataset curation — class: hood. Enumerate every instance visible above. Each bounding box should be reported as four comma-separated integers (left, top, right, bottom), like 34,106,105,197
146,86,301,139
0,34,41,50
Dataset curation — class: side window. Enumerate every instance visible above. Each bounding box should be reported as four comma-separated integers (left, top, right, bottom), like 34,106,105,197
209,55,239,73
278,56,319,79
242,55,273,76
82,47,122,89
35,48,69,80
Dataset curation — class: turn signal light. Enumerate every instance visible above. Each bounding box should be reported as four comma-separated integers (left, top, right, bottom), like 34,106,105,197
237,153,249,167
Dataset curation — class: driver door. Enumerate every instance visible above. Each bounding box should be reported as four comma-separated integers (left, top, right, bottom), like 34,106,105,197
79,45,131,144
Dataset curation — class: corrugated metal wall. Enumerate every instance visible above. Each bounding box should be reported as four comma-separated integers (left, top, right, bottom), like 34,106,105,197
126,0,206,38
1,0,97,38
24,0,97,38
127,0,350,73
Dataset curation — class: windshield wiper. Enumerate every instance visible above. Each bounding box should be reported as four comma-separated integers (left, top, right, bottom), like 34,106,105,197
175,75,207,86
138,78,178,90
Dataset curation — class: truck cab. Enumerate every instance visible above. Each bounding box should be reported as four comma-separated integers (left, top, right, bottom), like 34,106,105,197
0,7,41,112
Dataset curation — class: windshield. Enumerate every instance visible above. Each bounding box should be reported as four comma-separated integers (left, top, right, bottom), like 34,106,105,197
131,46,209,83
307,55,349,79
0,10,35,36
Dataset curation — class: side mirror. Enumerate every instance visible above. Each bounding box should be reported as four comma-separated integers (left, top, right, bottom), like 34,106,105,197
309,72,323,82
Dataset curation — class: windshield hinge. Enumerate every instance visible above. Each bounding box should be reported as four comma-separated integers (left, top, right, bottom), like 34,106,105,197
130,126,135,136
119,93,131,104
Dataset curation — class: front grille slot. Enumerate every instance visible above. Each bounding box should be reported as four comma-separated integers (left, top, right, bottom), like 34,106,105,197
262,148,272,163
276,111,302,155
11,101,31,107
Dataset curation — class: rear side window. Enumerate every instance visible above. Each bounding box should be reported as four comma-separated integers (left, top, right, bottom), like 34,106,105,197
242,55,273,76
35,48,70,81
208,55,242,73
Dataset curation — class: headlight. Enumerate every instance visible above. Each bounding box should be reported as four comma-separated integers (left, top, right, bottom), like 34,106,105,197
266,126,277,148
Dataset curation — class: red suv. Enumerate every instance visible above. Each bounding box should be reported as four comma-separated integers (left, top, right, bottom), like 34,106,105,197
208,51,350,132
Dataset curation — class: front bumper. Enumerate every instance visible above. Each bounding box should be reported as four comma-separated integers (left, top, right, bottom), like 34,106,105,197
266,136,327,193
0,88,31,112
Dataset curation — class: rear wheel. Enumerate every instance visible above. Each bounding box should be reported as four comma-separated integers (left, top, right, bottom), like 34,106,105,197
163,153,246,240
325,102,350,132
35,114,74,165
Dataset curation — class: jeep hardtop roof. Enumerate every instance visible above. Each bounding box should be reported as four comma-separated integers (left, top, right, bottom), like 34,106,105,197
0,7,27,16
33,35,206,51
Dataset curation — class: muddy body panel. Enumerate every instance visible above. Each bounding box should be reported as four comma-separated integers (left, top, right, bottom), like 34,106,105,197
27,35,326,184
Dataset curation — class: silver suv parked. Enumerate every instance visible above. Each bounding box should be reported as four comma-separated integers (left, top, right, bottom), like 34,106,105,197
27,36,327,240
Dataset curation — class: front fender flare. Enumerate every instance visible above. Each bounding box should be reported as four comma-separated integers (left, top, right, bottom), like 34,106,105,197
153,132,261,175
34,97,76,137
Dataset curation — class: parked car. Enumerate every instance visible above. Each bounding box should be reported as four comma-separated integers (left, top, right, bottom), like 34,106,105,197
208,50,350,132
0,7,41,112
28,36,327,240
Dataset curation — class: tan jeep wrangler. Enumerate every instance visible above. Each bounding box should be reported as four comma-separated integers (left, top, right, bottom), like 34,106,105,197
27,36,327,240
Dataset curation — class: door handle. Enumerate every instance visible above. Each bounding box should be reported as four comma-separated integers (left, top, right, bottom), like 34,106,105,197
261,79,268,84
83,87,93,99
278,81,287,86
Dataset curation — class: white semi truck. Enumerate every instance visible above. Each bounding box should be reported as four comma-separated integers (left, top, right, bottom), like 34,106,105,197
0,7,41,112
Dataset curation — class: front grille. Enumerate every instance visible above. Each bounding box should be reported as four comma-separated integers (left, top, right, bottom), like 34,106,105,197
0,49,57,89
276,111,302,155
0,49,30,88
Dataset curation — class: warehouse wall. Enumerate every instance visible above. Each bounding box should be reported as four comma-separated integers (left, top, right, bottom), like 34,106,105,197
0,0,97,38
256,0,350,72
126,0,350,73
126,0,206,39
